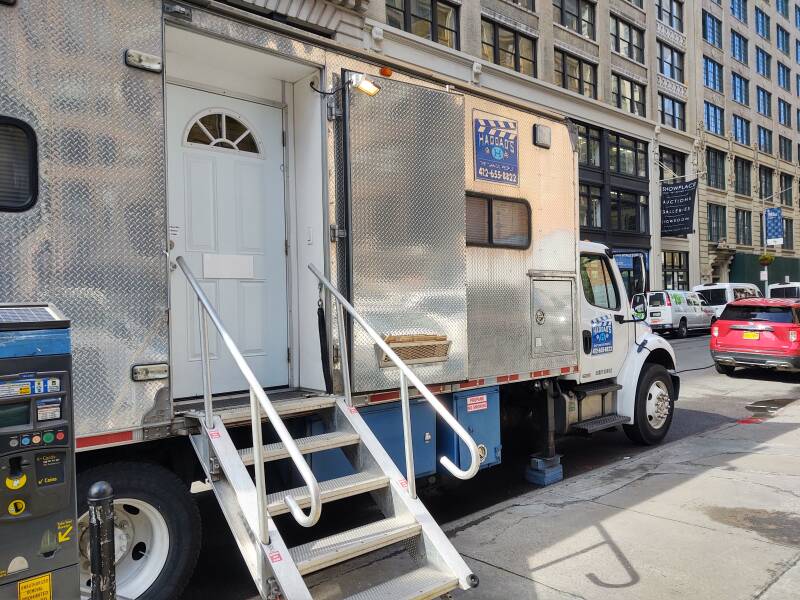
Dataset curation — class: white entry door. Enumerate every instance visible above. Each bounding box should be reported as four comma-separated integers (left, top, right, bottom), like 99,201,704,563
167,85,288,398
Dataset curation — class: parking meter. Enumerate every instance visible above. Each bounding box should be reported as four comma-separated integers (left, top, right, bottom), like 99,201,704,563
0,305,79,600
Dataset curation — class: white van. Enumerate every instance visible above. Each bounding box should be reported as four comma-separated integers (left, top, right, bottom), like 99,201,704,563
768,282,800,298
692,283,763,318
646,290,715,337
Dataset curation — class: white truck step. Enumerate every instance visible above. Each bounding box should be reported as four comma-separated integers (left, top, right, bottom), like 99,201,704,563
238,431,360,465
183,394,339,425
291,517,421,575
344,566,458,600
266,472,389,516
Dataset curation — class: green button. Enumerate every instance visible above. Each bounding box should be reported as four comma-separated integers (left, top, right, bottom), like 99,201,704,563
42,432,55,444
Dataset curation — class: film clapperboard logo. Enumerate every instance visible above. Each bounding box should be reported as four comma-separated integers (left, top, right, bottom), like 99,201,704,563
474,117,519,186
590,315,614,355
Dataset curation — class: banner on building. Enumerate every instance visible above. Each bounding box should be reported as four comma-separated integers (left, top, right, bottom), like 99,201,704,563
660,178,698,236
765,207,784,246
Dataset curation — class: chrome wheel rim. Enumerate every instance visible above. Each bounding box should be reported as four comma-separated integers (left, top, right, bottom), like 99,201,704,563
645,380,671,430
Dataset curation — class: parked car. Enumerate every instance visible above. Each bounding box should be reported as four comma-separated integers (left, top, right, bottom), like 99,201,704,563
710,298,800,376
647,290,715,337
768,282,800,298
692,283,763,318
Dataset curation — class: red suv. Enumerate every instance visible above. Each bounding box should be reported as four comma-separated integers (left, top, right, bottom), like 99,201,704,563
711,298,800,376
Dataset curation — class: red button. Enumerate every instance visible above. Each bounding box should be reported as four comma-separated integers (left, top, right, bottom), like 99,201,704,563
55,431,65,441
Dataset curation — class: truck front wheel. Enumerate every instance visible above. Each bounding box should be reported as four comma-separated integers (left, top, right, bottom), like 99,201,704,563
623,364,675,445
76,461,201,600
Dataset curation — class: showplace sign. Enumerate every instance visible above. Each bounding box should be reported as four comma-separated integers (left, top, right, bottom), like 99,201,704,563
660,178,698,237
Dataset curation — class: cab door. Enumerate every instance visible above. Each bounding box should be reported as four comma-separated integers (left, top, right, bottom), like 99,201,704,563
579,253,631,381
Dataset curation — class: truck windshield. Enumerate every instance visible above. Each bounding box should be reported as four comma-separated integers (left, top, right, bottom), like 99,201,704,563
771,286,800,298
696,288,727,306
720,305,797,323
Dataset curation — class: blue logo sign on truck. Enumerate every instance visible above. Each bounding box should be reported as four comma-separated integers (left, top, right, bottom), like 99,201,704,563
590,315,614,355
473,113,519,186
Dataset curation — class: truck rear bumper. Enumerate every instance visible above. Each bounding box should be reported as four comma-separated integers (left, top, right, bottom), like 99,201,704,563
712,350,800,371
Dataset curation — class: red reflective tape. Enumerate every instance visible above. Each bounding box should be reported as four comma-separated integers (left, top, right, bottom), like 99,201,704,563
459,379,480,389
368,391,399,403
738,417,764,424
76,431,134,449
508,374,520,381
496,375,509,383
561,367,571,374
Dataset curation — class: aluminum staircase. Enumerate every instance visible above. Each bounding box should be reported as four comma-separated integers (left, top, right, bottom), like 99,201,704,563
176,257,480,600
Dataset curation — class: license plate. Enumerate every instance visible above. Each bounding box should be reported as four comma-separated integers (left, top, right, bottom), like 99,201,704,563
743,331,760,340
650,312,661,317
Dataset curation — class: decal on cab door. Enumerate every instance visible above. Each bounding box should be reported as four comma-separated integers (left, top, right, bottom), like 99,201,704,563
590,315,614,355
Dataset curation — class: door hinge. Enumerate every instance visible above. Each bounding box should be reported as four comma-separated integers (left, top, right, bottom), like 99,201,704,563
284,240,289,255
282,131,286,147
287,347,292,363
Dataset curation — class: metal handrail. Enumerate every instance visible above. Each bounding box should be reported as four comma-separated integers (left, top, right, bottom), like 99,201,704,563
176,257,322,539
309,263,480,491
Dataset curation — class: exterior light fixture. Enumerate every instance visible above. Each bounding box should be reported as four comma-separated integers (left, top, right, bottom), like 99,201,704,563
348,73,382,96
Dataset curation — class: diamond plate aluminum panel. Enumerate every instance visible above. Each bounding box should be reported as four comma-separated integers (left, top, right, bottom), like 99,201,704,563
0,1,167,436
346,77,467,392
465,97,579,377
531,279,576,356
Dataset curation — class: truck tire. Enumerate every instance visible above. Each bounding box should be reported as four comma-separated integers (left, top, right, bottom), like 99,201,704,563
715,363,736,377
76,461,201,600
623,363,675,445
676,318,688,338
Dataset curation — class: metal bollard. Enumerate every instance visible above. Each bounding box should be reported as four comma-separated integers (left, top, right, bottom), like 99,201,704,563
88,481,116,600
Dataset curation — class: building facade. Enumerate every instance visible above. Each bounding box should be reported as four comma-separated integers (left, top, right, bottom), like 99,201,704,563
234,0,800,292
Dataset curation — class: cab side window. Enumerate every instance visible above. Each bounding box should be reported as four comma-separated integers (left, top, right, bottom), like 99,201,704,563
0,116,38,212
580,254,620,310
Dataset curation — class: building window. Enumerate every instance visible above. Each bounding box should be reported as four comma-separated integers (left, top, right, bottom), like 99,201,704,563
704,56,724,91
554,49,597,98
756,47,772,78
778,62,791,91
0,117,37,212
658,42,684,82
797,4,800,28
732,72,750,105
610,15,644,63
386,0,460,49
481,20,536,76
779,99,792,127
760,165,774,199
758,126,774,154
512,0,535,9
612,74,646,117
706,148,726,190
579,183,602,228
778,25,790,55
781,135,794,161
656,0,683,32
610,189,648,233
708,203,727,242
784,218,795,248
704,101,724,135
623,0,642,7
781,173,794,205
797,39,800,64
703,11,723,48
577,123,601,167
756,7,770,39
732,0,748,23
466,195,531,248
609,133,648,178
659,94,686,131
733,115,751,145
732,31,749,64
662,251,689,290
778,0,789,18
734,157,752,195
553,0,596,39
736,209,753,245
659,147,686,182
757,87,772,116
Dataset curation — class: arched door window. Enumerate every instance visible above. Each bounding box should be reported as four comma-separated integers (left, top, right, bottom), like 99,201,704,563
184,110,261,155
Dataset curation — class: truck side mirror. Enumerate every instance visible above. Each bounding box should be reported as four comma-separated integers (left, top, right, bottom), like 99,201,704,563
631,294,647,320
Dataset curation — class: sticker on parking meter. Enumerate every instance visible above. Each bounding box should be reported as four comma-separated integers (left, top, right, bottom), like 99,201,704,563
35,453,65,487
473,111,519,186
17,572,51,600
591,315,614,355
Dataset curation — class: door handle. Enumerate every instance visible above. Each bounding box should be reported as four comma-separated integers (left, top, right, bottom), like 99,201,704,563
582,330,592,354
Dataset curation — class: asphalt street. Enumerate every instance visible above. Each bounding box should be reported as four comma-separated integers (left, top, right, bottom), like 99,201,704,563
180,332,800,599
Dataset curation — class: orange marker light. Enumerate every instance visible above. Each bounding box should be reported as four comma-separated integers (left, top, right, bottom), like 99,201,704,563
379,66,394,77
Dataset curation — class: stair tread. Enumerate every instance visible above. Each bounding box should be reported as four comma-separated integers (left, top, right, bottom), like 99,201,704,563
267,472,389,516
572,413,630,433
181,394,339,425
290,517,421,575
344,566,458,600
238,431,360,465
574,380,623,395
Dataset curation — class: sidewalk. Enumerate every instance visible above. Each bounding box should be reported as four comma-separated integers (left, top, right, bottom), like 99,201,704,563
448,401,800,599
